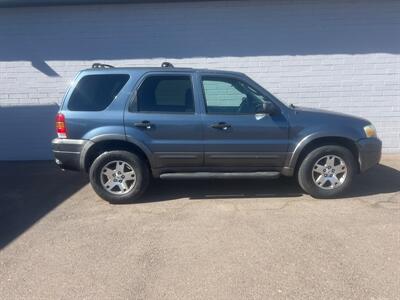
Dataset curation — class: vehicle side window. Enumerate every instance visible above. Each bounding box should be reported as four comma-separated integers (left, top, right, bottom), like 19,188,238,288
68,74,129,111
136,75,194,113
202,76,265,114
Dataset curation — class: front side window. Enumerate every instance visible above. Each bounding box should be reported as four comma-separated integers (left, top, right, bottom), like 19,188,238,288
136,75,194,113
202,76,265,114
68,74,129,111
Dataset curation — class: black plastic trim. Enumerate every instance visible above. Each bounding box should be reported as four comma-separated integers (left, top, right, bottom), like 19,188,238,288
52,138,88,171
357,138,382,172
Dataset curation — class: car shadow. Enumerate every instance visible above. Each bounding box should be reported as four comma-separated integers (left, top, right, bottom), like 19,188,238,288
0,161,88,249
138,176,303,204
1,162,398,247
344,164,400,198
135,164,400,204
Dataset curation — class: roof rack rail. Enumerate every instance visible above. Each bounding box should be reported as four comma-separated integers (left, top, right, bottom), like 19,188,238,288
92,63,114,69
161,62,174,68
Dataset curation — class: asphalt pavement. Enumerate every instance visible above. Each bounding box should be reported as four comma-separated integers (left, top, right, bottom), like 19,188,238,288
0,155,399,299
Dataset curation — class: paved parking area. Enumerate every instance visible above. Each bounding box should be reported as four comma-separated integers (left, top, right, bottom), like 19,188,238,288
0,156,399,299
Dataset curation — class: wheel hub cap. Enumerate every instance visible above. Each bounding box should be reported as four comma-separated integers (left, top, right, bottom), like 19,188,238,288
312,155,347,190
100,160,136,195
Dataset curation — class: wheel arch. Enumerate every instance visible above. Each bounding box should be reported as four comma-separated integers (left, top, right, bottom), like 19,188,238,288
289,136,360,175
81,138,152,173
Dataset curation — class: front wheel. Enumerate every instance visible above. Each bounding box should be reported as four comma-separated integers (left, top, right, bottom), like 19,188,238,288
297,145,356,198
89,150,150,203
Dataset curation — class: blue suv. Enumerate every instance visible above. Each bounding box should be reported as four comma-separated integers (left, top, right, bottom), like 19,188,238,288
52,63,381,203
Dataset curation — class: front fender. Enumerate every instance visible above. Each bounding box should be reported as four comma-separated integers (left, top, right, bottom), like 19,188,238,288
282,129,361,176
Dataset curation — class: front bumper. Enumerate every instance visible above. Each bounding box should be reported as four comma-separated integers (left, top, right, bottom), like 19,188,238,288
357,137,382,172
52,138,89,171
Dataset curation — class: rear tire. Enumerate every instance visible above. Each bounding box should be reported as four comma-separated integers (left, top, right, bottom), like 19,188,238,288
89,150,150,204
297,145,356,198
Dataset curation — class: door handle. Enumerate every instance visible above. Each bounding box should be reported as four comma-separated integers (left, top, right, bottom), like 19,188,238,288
134,120,152,130
211,122,231,130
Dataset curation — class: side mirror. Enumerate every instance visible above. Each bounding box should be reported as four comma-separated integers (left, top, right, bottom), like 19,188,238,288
258,100,277,115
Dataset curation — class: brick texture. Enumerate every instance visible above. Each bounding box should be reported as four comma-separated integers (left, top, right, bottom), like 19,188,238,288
0,0,399,159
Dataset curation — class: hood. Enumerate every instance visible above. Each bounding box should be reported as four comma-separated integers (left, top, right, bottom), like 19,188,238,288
286,105,372,140
290,106,370,125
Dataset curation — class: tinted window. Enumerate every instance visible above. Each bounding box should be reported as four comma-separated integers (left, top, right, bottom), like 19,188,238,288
137,75,194,113
202,76,265,114
68,74,129,111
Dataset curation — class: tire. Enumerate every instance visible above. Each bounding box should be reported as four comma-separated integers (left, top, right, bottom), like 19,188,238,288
297,145,356,198
89,150,150,204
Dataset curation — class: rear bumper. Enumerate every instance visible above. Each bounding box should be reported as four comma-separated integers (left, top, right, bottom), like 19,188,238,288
357,137,382,172
52,138,89,171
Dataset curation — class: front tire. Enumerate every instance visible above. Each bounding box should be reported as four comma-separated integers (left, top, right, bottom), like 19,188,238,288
297,145,356,198
89,150,150,203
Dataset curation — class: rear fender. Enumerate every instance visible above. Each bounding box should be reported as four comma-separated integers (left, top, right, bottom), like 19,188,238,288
79,133,154,170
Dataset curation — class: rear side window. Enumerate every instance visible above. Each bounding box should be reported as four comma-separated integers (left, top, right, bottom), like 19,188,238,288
68,74,129,111
136,75,194,113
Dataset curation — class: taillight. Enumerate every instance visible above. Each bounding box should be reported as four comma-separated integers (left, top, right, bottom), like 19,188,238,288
56,113,67,138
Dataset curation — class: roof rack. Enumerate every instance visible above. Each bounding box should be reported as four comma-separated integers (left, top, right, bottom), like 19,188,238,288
161,62,174,68
92,63,114,69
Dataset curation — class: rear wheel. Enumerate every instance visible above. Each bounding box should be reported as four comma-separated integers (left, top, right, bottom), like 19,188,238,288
297,145,356,198
89,150,150,203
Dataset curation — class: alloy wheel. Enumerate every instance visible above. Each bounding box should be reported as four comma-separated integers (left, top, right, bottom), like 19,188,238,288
100,160,136,195
312,155,347,190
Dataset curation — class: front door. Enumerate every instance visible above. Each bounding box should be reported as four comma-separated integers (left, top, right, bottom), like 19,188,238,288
200,75,289,169
124,73,203,169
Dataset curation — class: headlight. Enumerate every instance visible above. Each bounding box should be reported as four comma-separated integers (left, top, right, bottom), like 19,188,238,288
363,124,377,138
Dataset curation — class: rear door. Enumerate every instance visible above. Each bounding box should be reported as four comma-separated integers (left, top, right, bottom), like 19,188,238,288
199,74,289,169
124,72,203,168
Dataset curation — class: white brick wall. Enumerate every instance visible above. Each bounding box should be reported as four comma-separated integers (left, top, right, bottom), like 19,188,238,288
0,0,399,159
